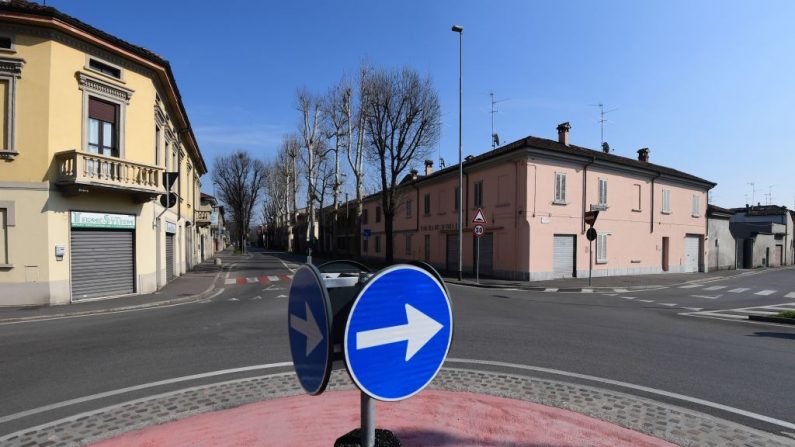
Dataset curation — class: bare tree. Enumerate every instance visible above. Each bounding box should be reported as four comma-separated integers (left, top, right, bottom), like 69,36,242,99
363,67,441,263
296,89,327,253
212,150,267,254
282,134,301,223
346,65,369,222
261,158,288,248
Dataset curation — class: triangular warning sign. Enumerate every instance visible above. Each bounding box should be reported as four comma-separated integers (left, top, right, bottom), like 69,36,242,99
472,208,487,224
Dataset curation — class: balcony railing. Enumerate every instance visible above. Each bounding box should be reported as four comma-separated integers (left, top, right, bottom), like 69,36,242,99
195,208,212,225
55,150,164,197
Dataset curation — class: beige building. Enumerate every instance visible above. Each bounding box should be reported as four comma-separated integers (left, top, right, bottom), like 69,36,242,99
0,1,207,305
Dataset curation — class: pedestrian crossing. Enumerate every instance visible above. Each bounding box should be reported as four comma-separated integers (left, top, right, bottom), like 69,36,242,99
224,274,293,286
678,284,795,298
680,302,795,321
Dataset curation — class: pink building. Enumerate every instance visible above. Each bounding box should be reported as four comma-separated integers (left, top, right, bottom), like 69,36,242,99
360,124,715,280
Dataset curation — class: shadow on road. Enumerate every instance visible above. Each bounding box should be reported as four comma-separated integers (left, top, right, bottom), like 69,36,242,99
749,331,795,340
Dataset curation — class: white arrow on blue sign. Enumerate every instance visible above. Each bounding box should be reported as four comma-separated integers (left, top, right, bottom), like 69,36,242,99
288,265,333,395
344,264,453,401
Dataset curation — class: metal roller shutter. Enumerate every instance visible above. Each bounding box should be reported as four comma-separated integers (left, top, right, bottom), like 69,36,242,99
553,235,576,278
446,234,459,273
684,236,700,272
476,233,494,276
71,229,134,300
166,233,175,281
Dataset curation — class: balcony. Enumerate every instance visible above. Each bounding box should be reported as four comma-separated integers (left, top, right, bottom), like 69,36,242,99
195,206,212,226
54,150,164,202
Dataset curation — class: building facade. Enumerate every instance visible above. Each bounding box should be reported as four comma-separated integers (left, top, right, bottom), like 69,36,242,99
707,205,737,270
0,1,206,305
730,205,794,269
358,124,715,280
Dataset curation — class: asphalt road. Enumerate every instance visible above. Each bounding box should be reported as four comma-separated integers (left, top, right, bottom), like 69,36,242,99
1,249,794,440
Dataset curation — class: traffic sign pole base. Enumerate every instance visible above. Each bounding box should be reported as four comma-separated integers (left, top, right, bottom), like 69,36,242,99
334,428,401,447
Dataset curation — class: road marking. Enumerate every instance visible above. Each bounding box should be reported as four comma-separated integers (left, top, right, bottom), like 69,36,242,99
0,362,293,425
679,284,702,289
613,288,628,293
444,358,795,432
691,294,722,300
755,290,776,296
224,278,236,285
268,275,280,281
276,294,288,298
728,288,749,293
275,256,297,273
682,307,703,311
785,292,795,299
658,303,677,307
543,288,558,292
228,298,239,301
603,293,618,296
638,299,654,303
251,296,263,300
581,288,593,293
621,296,635,300
703,285,726,291
246,277,258,283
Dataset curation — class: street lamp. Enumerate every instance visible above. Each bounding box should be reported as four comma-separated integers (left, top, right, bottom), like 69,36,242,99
452,24,463,281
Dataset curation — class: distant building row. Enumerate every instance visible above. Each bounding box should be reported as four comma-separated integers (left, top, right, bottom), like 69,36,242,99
707,204,794,270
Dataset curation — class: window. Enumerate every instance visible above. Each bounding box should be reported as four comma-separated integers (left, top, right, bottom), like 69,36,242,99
598,178,608,206
474,181,483,207
88,97,118,157
375,235,381,253
692,194,700,217
155,126,161,166
0,208,7,265
0,35,13,51
424,193,431,215
633,184,642,211
662,189,671,214
454,186,460,211
363,238,369,253
88,58,122,79
0,57,23,159
363,208,369,225
406,199,412,218
424,234,431,261
376,206,381,223
405,233,413,255
554,172,567,204
596,233,608,263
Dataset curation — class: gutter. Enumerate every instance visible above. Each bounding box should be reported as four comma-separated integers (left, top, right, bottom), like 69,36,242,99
650,172,661,233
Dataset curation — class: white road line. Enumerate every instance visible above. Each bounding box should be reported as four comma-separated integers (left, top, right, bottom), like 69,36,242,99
766,303,795,311
755,290,776,296
251,296,263,300
785,292,795,299
743,310,779,316
691,312,748,320
228,298,239,301
682,307,703,311
613,288,628,293
224,278,236,285
728,288,749,293
0,362,293,425
543,288,558,292
444,358,795,432
581,288,593,293
691,294,721,300
638,299,654,303
603,293,618,296
621,296,636,300
268,275,280,281
246,277,258,283
679,284,703,289
275,256,297,273
658,303,677,307
703,285,726,291
276,294,288,298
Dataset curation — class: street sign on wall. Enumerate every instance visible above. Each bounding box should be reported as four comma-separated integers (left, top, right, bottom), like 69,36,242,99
344,265,453,401
288,265,333,395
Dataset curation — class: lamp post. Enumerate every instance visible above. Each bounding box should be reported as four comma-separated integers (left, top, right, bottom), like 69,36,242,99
452,24,463,281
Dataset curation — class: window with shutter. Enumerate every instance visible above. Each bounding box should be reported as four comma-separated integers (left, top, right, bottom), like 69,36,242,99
597,233,608,263
554,173,567,204
598,178,608,205
88,97,118,157
692,195,700,217
662,189,671,214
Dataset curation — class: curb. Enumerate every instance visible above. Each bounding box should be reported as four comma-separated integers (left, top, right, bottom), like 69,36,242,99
0,263,229,324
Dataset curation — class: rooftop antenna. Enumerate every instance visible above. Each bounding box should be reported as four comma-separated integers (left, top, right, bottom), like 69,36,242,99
591,102,618,146
747,182,756,206
766,185,773,205
490,91,508,148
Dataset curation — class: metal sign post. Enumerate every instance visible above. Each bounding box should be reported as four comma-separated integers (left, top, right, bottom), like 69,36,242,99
472,210,487,284
584,211,599,287
476,236,480,284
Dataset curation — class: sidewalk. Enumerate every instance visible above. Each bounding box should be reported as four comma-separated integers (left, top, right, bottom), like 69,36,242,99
0,251,235,323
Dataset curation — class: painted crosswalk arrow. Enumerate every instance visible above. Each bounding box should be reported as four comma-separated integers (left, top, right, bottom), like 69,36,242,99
290,303,323,356
356,304,443,361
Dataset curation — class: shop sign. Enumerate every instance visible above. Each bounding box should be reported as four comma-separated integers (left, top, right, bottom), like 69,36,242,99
71,211,135,229
166,221,177,234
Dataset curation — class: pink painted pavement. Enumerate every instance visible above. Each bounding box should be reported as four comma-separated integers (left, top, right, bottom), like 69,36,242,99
91,390,676,447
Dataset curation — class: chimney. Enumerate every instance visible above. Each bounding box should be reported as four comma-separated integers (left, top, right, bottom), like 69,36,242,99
424,159,433,176
601,142,610,153
637,147,650,162
556,122,571,146
410,168,419,180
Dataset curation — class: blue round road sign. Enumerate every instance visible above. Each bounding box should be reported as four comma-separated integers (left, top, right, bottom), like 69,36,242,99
344,264,453,401
288,264,333,395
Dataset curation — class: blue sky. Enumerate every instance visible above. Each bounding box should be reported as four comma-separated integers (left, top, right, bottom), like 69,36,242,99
48,0,795,208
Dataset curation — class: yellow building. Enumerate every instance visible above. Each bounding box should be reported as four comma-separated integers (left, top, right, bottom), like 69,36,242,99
0,1,207,305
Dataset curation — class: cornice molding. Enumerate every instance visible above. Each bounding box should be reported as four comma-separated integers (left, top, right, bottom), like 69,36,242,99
76,71,134,104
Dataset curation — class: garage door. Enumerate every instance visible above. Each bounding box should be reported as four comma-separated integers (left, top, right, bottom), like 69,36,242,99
446,234,459,273
474,233,494,276
684,236,700,272
166,233,175,281
553,235,576,278
71,229,134,300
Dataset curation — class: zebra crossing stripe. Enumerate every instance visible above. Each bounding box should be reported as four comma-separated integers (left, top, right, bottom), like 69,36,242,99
784,292,795,299
755,290,776,296
267,275,280,281
225,279,236,285
728,288,749,293
703,285,726,291
679,284,702,289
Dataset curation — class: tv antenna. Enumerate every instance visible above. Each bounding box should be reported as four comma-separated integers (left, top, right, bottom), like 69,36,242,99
591,103,618,145
747,182,756,205
490,92,509,148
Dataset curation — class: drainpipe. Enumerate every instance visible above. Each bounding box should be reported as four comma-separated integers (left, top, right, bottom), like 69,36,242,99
581,157,596,234
650,172,661,233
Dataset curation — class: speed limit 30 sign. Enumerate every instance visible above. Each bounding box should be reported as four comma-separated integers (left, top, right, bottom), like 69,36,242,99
473,224,485,236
